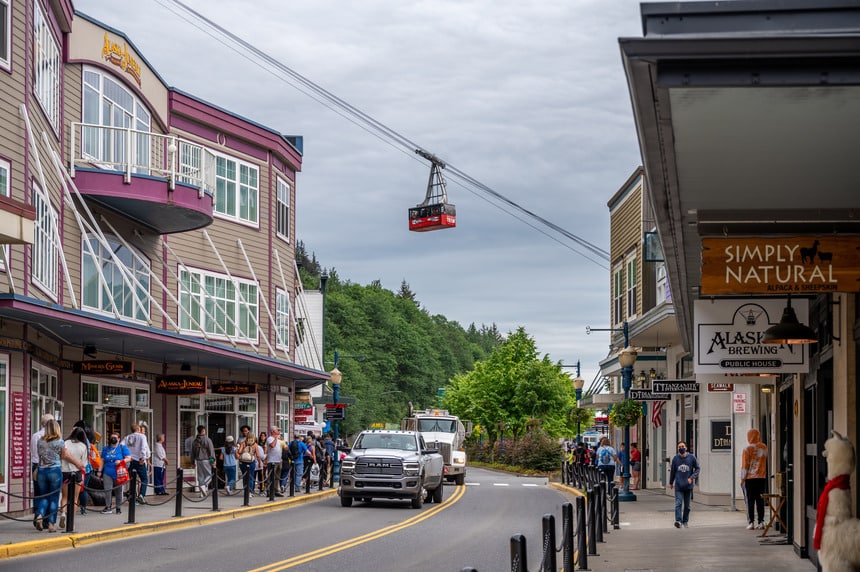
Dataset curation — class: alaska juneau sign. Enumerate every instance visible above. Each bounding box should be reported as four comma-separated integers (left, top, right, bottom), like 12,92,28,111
701,237,860,295
155,375,207,395
694,298,809,374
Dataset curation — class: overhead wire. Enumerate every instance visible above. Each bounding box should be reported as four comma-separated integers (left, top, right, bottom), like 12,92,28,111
159,0,610,268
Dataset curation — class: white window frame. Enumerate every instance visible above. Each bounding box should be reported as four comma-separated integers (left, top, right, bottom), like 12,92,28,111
625,254,638,320
30,361,61,436
0,158,10,270
81,234,151,323
178,267,259,343
612,263,623,326
33,1,60,129
276,396,290,436
276,177,290,242
0,0,11,71
213,152,259,227
31,181,58,298
275,288,289,351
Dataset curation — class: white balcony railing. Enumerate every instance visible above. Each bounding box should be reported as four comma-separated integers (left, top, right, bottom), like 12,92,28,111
69,122,214,198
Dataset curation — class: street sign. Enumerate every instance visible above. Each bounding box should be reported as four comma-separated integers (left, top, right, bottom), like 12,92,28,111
324,408,345,421
325,403,347,409
708,383,734,392
630,389,671,401
312,396,357,405
732,392,748,414
652,380,700,394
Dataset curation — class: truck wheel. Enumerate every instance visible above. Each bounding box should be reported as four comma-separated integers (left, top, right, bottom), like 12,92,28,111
411,491,424,509
454,473,465,486
340,495,353,507
432,484,444,504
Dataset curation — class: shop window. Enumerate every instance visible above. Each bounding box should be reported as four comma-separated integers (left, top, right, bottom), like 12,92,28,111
625,255,638,319
612,264,623,326
205,394,233,412
0,158,9,270
103,385,131,406
276,397,290,436
82,234,150,322
238,396,257,413
30,363,61,434
179,267,258,342
0,0,10,71
33,2,59,129
213,153,258,226
32,182,58,297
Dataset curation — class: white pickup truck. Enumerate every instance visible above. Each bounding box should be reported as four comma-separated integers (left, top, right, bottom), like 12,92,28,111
338,430,445,508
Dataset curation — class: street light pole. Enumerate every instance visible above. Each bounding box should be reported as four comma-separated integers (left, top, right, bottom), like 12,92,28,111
618,322,638,502
330,349,342,483
565,361,585,443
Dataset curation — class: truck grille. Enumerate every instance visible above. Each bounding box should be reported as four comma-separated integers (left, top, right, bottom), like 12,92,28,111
435,442,452,462
355,457,403,476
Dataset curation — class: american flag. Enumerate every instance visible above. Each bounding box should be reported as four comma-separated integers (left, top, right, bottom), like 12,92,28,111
652,400,666,428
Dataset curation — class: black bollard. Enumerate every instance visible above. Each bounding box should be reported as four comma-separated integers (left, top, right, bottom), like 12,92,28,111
268,464,276,502
576,496,590,571
562,502,574,572
543,514,557,572
174,468,183,517
594,482,604,543
586,487,598,557
126,469,136,524
289,462,295,497
212,468,219,511
510,534,528,572
304,465,311,494
64,477,76,532
243,466,251,506
610,482,620,529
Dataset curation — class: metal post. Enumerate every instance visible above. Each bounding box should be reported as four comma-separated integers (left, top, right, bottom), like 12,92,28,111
289,460,296,497
243,465,251,506
562,502,574,572
64,478,76,532
268,464,276,502
174,467,183,517
510,534,528,572
586,487,598,556
543,514,557,572
332,350,340,484
212,469,220,511
575,496,590,571
619,322,637,502
127,469,137,524
594,482,604,543
610,481,620,529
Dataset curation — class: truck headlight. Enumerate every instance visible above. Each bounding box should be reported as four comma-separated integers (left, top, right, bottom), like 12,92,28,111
341,459,355,473
404,462,420,476
452,451,466,466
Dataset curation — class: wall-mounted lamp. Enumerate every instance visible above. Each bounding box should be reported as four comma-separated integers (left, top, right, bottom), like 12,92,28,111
180,362,192,371
762,295,817,345
761,386,774,394
83,345,97,358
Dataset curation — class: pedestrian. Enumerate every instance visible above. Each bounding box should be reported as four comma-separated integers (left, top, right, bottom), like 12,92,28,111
617,443,627,482
237,424,251,445
222,435,238,495
98,431,131,515
596,437,620,486
35,420,83,532
30,413,54,501
256,431,268,494
153,433,168,495
265,427,284,497
322,433,336,487
77,424,100,515
122,423,149,504
190,425,216,497
630,442,642,490
669,441,700,528
315,435,329,488
238,434,260,495
741,428,768,530
302,435,317,491
291,434,307,494
59,426,88,530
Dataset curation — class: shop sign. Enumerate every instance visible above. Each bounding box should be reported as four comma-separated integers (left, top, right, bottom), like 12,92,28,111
652,380,700,393
630,389,671,401
11,392,27,478
102,33,142,86
732,392,748,414
294,403,313,410
711,420,731,451
210,382,255,395
73,360,134,375
156,375,207,395
701,237,860,295
707,383,734,392
695,298,809,374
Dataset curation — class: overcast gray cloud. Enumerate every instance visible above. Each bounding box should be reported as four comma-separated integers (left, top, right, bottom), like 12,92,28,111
74,0,646,385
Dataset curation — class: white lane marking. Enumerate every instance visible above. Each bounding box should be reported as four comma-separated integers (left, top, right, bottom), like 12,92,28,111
493,483,510,487
465,482,481,486
522,483,539,487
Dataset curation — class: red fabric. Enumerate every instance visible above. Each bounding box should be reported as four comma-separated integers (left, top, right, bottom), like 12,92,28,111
813,474,851,550
651,401,665,428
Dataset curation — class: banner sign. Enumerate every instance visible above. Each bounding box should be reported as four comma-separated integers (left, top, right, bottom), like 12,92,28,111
73,360,134,375
652,380,700,393
630,389,671,401
156,375,207,395
711,420,732,451
701,236,860,294
694,298,809,374
210,382,255,395
11,392,27,478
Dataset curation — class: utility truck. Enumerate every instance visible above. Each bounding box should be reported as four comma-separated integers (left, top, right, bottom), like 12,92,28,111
401,406,470,485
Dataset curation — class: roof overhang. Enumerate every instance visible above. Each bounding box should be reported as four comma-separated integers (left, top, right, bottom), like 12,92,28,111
620,0,860,351
0,294,328,390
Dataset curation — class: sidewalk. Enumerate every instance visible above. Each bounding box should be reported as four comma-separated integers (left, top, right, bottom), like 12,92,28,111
0,485,336,560
579,488,814,572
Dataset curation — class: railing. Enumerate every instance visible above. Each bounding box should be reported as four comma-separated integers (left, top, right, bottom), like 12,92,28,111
69,122,214,198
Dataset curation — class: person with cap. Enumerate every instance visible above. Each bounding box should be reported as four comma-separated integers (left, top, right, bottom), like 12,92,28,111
221,435,238,495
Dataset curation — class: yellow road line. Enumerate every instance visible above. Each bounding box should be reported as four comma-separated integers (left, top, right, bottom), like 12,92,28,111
250,485,467,572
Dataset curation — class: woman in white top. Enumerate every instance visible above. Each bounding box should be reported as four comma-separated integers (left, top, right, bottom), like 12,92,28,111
59,426,88,530
153,433,168,495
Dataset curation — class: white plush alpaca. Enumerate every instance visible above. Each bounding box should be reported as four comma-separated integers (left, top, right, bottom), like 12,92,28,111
815,431,860,572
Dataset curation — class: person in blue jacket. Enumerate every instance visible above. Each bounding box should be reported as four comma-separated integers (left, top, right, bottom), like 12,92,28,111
669,441,700,528
98,431,131,514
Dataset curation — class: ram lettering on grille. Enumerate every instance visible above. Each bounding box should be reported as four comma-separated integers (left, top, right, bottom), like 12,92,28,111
356,457,403,475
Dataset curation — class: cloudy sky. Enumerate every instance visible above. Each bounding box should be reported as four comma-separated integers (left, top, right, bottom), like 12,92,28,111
74,0,648,387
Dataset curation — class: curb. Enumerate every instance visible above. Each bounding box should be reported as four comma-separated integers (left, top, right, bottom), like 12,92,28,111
1,488,338,560
549,482,586,497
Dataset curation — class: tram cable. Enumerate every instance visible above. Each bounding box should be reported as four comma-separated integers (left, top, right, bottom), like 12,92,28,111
157,0,610,268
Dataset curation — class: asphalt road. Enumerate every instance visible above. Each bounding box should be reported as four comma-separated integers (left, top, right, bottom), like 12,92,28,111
0,468,579,572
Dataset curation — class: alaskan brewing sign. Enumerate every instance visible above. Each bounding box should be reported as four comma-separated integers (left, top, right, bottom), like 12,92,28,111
701,237,860,295
652,380,700,393
694,298,809,374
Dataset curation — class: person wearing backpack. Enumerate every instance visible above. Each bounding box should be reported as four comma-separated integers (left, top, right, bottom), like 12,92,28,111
596,437,620,486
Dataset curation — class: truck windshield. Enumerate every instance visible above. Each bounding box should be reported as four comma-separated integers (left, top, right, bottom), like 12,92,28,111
417,419,457,433
356,434,417,451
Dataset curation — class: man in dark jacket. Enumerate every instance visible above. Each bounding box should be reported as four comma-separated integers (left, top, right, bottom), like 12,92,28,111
669,441,700,528
191,425,216,497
